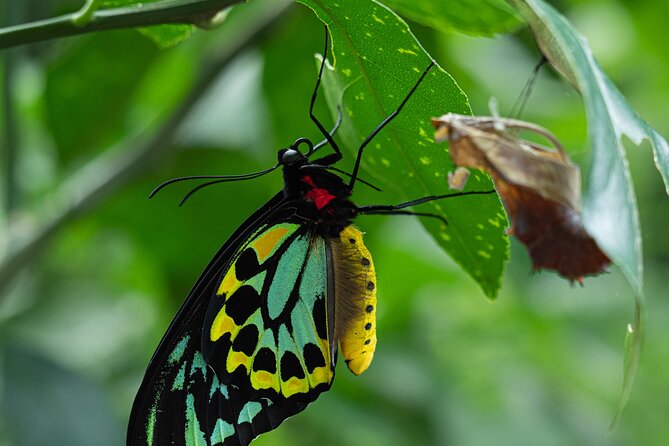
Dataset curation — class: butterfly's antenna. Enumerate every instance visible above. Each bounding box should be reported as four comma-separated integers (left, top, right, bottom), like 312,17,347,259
348,61,435,191
149,165,279,199
307,26,343,165
300,164,382,191
178,169,277,206
509,55,547,119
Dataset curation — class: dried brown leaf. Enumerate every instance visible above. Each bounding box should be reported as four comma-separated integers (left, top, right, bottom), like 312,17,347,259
432,113,610,281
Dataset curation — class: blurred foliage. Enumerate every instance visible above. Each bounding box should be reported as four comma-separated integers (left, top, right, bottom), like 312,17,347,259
1,1,669,445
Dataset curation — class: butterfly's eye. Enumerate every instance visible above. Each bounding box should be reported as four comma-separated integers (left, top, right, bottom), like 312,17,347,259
281,148,301,165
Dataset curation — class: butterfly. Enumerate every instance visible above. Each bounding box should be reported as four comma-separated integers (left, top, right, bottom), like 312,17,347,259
127,28,493,446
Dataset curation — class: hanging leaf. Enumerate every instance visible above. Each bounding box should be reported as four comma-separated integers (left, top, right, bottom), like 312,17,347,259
382,0,523,37
507,0,669,425
296,0,509,298
509,0,669,296
100,0,195,48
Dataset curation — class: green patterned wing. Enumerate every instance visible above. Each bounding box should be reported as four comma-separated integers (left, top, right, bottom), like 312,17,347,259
128,196,335,446
202,220,336,403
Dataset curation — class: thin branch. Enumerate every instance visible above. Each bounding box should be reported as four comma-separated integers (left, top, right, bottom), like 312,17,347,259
0,0,292,297
1,2,23,213
1,50,18,213
0,0,246,50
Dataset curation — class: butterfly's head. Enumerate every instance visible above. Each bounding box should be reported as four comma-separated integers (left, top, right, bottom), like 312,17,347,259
278,137,313,167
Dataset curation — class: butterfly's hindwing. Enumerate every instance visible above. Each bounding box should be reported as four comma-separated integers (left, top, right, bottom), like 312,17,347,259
141,331,295,446
202,221,335,404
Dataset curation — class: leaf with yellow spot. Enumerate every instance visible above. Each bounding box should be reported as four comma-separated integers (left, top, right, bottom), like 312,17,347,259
297,0,509,298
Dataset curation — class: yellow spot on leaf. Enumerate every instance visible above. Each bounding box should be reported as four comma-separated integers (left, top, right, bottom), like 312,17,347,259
478,250,491,259
342,68,352,77
488,218,501,228
381,158,390,167
372,14,385,24
397,48,417,56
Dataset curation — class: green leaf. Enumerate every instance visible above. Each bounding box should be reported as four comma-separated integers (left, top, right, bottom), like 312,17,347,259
510,0,669,296
101,0,193,47
609,294,643,431
382,0,523,37
1,344,123,446
508,0,669,425
45,31,159,163
296,0,509,298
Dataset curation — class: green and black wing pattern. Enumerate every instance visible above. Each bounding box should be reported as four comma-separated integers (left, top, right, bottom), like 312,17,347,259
128,193,376,445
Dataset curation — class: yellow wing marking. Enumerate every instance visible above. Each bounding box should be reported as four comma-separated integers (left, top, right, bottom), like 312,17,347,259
251,225,292,263
216,264,241,297
333,225,378,376
281,377,310,398
251,370,280,393
227,351,252,374
210,311,239,342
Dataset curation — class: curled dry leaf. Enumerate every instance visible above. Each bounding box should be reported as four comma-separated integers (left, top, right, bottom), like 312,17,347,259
431,113,610,282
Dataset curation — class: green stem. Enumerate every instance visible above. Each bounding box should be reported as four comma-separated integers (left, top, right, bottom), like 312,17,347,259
1,2,23,213
72,0,103,27
0,0,292,297
0,0,246,50
1,51,18,213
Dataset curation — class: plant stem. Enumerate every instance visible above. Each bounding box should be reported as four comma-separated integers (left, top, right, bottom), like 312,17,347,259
1,2,23,213
0,0,246,50
0,0,292,297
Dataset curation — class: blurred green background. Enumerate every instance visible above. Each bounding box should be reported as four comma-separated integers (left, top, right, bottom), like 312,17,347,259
1,0,668,445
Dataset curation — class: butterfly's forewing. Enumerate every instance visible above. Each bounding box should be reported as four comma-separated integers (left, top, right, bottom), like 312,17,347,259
128,193,347,445
127,193,302,446
202,219,336,403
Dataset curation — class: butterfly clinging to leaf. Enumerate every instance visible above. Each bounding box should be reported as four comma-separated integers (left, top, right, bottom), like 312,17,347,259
127,27,494,446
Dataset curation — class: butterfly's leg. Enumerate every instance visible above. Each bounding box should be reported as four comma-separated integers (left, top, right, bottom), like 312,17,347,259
312,105,343,152
308,26,344,165
348,61,435,190
359,209,448,225
357,189,496,221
